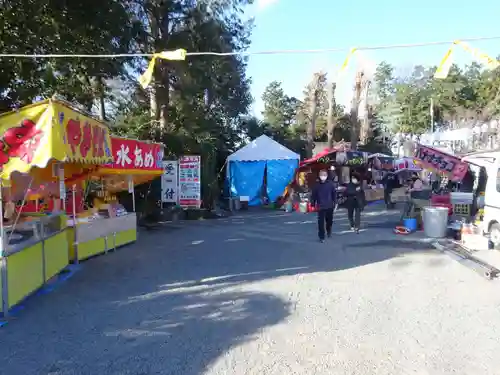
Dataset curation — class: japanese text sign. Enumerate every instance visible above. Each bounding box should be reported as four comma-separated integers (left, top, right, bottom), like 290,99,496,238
179,155,201,208
414,145,468,181
161,160,178,203
52,102,113,163
105,137,163,171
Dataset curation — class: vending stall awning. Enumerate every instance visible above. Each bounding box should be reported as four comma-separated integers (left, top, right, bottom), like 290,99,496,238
0,100,113,180
95,136,164,192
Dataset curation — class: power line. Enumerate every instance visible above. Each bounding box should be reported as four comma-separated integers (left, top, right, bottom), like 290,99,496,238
1,35,500,59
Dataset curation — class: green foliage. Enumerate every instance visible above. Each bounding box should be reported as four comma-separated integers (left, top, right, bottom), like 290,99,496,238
370,60,500,135
0,0,253,209
0,0,137,112
240,73,351,158
3,1,500,207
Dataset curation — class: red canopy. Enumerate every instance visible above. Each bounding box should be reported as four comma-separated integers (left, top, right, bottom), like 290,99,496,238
300,144,350,167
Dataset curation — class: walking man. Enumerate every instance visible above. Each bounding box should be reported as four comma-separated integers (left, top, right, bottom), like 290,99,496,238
382,168,397,209
311,169,337,243
345,173,366,233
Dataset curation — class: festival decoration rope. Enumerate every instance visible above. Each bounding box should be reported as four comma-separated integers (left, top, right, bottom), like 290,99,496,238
0,35,499,87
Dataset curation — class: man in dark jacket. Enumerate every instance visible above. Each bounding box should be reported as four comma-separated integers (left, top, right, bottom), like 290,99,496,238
311,169,337,242
381,169,397,209
345,174,366,233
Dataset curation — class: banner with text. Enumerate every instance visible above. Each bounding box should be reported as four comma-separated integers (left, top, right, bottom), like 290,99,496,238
102,137,163,174
179,155,201,208
414,144,468,181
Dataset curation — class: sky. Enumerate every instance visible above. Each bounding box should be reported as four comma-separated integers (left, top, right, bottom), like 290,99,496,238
245,0,500,117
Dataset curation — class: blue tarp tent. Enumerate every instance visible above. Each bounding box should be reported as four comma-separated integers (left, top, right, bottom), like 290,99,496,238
226,135,300,206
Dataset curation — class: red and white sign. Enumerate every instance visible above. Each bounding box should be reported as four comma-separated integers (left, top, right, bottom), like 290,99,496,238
414,144,468,182
395,157,422,172
104,137,163,171
179,155,201,208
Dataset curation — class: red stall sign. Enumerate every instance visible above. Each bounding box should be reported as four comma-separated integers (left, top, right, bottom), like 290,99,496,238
105,137,163,171
414,145,468,181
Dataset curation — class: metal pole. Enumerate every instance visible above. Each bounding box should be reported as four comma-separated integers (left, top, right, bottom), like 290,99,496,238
129,176,136,212
72,186,78,264
0,179,8,316
430,97,434,133
60,165,66,212
0,179,4,258
72,185,77,219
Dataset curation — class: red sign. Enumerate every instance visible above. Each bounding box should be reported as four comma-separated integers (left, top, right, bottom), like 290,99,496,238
414,145,468,181
105,137,163,171
65,118,110,160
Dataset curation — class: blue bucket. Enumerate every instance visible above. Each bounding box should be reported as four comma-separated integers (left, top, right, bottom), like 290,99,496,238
403,217,417,232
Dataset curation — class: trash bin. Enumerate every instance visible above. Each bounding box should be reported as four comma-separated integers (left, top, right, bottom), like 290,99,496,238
423,206,449,238
232,198,241,211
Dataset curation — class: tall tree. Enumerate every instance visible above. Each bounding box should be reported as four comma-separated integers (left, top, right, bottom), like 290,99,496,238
261,81,299,129
350,71,364,150
326,81,337,148
0,0,138,112
306,73,321,158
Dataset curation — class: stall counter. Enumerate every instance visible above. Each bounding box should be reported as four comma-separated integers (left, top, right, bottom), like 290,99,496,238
67,213,137,262
1,213,69,314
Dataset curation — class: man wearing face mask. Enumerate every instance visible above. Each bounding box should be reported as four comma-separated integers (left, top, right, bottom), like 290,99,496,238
311,169,337,243
345,173,366,233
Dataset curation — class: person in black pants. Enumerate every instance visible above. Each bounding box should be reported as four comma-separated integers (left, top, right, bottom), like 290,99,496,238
311,169,337,243
345,174,366,233
381,169,397,209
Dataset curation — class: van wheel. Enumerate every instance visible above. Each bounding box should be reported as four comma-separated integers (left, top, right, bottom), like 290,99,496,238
490,223,500,249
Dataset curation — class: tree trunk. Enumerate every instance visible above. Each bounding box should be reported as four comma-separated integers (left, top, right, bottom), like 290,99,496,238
326,82,337,149
96,77,106,121
350,71,363,150
306,75,320,158
158,11,170,132
360,80,371,144
159,65,169,131
147,4,161,126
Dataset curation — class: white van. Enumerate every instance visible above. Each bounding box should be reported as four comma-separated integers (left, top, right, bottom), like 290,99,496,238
462,151,500,247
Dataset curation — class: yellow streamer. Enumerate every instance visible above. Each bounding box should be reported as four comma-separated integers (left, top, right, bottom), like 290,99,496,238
456,41,500,70
138,49,187,89
435,40,499,79
434,44,455,79
340,47,357,73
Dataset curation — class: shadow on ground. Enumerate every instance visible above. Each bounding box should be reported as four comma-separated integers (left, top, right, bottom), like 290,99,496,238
0,205,440,374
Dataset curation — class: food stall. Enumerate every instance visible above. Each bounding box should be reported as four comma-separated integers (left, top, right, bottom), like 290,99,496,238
66,136,164,262
366,154,393,203
414,144,473,217
0,99,113,315
287,146,370,210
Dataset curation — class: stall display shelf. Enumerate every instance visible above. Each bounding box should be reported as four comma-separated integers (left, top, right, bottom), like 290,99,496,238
365,187,384,202
67,213,137,262
0,213,68,314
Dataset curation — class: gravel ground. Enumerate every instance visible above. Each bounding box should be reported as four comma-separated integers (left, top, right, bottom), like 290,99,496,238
1,205,500,375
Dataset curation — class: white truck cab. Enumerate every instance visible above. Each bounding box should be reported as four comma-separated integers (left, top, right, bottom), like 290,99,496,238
462,151,500,246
